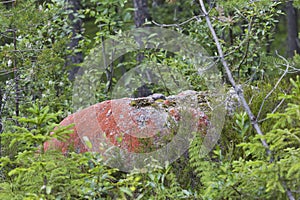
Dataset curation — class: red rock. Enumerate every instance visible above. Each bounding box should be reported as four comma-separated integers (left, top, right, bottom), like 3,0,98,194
44,91,209,154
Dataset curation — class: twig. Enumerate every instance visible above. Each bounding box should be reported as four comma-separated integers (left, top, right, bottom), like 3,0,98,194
257,52,290,120
0,70,14,76
287,66,300,73
8,49,44,52
199,2,296,199
12,29,19,120
198,0,270,154
258,98,285,123
152,15,203,28
152,19,250,65
236,18,252,81
0,0,16,4
282,180,295,200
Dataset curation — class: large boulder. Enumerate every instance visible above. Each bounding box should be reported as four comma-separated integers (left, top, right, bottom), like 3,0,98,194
44,90,210,154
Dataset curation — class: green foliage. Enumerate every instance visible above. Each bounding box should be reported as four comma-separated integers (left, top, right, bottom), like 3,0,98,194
187,0,283,82
234,77,300,198
150,0,199,25
0,104,74,199
3,103,72,153
293,0,300,9
84,0,133,41
0,0,74,122
187,77,300,199
0,104,192,199
1,0,300,199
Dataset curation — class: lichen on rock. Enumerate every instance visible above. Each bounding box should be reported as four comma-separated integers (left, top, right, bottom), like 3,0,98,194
44,90,212,154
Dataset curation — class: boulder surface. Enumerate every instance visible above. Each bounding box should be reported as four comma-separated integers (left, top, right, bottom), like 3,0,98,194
44,91,210,154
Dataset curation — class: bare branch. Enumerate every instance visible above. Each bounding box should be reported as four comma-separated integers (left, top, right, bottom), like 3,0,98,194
198,0,270,154
235,18,252,80
152,15,203,28
0,70,14,76
258,98,285,123
257,52,290,120
282,180,296,200
0,0,16,4
198,1,296,199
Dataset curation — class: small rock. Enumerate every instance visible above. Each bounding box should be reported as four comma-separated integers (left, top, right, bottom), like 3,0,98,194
151,93,166,100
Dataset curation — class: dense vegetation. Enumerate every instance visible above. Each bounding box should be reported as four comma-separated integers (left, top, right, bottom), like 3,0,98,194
0,0,300,199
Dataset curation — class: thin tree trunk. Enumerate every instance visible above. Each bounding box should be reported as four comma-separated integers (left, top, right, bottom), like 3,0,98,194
133,0,151,28
286,0,300,57
13,29,19,119
65,0,83,80
132,0,154,97
133,0,151,63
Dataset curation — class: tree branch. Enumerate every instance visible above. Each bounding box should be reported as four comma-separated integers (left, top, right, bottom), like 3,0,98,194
282,180,295,200
198,1,295,199
152,15,203,28
198,0,270,154
257,52,290,120
0,0,16,4
258,98,285,123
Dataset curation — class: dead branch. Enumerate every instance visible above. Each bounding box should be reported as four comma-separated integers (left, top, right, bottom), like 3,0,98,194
257,52,290,120
198,0,270,154
152,15,203,28
198,1,295,199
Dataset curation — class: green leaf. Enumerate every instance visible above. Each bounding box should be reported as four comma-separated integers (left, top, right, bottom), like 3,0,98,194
119,187,133,197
